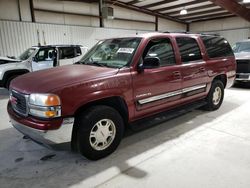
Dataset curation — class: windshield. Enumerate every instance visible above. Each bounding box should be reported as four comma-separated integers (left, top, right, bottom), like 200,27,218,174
79,37,142,68
18,48,36,60
233,42,250,53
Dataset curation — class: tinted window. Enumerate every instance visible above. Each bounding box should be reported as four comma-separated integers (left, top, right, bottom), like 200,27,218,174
176,37,202,63
144,38,176,66
59,47,75,59
201,36,234,58
76,47,82,56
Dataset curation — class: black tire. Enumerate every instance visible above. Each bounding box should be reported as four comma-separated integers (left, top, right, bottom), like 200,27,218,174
5,75,18,90
204,80,224,111
76,105,124,160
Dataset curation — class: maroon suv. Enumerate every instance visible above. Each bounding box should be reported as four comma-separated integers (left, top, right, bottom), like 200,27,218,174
7,33,236,160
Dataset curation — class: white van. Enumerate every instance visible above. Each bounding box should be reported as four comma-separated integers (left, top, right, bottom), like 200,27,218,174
0,45,88,88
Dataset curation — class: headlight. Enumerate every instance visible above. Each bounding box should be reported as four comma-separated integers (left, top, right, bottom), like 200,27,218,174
28,94,61,118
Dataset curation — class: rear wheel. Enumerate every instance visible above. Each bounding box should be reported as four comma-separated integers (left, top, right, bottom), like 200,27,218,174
76,105,124,160
204,80,224,111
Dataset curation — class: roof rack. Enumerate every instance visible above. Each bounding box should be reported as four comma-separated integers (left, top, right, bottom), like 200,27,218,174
198,32,220,36
164,31,189,34
163,31,220,36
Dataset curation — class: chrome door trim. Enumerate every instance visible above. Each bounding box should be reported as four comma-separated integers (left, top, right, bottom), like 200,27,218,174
138,84,207,105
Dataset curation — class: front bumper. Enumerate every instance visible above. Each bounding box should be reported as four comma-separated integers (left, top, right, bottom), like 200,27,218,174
8,102,74,150
235,73,250,82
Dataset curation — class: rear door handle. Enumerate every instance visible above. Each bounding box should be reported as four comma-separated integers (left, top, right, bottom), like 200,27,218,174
173,71,181,79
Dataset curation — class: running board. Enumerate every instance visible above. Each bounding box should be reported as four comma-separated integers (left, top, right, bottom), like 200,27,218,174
130,100,207,132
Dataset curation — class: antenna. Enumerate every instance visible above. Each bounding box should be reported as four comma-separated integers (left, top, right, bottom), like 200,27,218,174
42,30,46,45
37,29,41,46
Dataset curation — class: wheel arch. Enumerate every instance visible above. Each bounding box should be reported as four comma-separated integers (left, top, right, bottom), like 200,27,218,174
213,74,227,88
71,96,129,151
3,69,30,87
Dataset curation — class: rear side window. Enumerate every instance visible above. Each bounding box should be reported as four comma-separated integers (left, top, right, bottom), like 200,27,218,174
201,36,234,58
176,37,202,63
59,47,75,59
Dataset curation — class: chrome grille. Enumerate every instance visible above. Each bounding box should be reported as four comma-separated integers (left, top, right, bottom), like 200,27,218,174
10,90,28,116
236,60,250,73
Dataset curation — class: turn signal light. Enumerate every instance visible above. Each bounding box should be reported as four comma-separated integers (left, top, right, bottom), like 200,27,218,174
45,110,57,118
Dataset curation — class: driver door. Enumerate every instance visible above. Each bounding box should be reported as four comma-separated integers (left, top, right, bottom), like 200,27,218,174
32,47,55,71
132,37,182,118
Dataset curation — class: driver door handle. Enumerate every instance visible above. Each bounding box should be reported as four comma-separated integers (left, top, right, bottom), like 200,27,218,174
199,67,205,72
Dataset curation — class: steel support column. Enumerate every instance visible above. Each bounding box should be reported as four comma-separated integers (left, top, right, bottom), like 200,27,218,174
99,0,104,27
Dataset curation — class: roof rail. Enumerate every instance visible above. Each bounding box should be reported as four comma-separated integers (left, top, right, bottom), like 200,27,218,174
198,32,220,36
163,31,188,34
163,31,220,36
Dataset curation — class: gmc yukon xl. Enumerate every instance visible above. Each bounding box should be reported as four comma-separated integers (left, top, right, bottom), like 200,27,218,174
7,33,236,160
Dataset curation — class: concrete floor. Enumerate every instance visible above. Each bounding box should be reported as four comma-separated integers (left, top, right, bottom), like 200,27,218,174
0,85,250,188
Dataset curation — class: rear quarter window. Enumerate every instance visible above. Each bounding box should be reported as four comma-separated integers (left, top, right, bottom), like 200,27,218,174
201,36,234,58
59,47,75,59
76,47,82,56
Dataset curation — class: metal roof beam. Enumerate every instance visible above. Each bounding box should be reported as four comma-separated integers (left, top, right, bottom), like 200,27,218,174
166,4,218,15
141,0,178,9
154,0,208,12
106,0,185,23
176,8,224,18
190,15,236,22
182,12,233,22
209,0,250,22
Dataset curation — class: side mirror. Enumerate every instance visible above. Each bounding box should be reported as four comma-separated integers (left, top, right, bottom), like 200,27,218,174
138,57,160,72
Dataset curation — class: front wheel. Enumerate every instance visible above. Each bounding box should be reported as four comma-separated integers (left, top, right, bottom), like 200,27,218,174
204,80,224,111
77,105,124,160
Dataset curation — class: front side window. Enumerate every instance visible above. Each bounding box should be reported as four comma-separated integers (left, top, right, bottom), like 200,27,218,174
201,36,234,58
35,48,55,62
232,41,250,53
176,37,202,63
79,37,142,68
143,38,176,66
18,48,36,61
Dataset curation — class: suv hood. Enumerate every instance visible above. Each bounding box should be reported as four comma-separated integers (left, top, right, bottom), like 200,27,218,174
11,65,119,94
234,52,250,60
0,56,21,64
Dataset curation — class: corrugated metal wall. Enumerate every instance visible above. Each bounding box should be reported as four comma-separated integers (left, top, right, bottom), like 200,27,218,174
0,20,148,57
219,29,250,45
203,28,250,45
190,17,250,46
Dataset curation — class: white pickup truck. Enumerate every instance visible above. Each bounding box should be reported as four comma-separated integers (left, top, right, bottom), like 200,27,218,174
0,45,88,88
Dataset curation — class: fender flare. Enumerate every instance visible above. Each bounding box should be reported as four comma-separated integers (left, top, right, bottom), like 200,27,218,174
2,69,30,85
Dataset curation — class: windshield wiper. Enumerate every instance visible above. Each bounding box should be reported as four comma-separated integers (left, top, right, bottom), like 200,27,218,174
77,60,117,68
91,61,107,67
77,60,108,67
